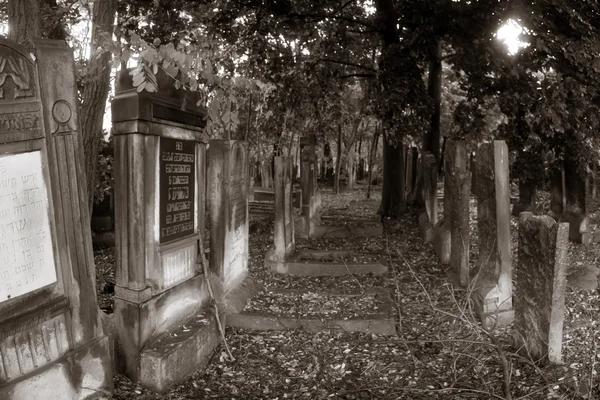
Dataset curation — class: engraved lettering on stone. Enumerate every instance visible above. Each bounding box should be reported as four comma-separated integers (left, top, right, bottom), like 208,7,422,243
0,151,57,302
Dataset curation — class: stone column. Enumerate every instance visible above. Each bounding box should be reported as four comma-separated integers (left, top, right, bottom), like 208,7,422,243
514,213,568,364
471,140,513,327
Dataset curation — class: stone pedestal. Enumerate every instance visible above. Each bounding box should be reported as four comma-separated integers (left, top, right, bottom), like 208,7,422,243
0,39,111,399
112,69,214,392
514,213,568,364
471,141,513,327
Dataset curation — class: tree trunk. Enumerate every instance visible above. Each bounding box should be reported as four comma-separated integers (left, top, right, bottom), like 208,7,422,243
334,123,343,194
426,39,442,165
367,125,380,199
8,0,41,48
379,134,406,218
80,0,118,214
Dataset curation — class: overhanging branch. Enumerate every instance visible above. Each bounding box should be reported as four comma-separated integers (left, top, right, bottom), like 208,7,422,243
317,57,376,72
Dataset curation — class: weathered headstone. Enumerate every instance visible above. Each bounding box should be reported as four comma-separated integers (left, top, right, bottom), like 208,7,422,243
112,69,216,392
0,39,112,399
208,140,251,292
296,136,321,238
270,156,295,263
471,141,513,327
418,153,438,242
447,165,471,287
514,213,568,364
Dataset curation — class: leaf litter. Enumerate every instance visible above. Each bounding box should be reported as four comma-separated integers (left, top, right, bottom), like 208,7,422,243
99,184,600,399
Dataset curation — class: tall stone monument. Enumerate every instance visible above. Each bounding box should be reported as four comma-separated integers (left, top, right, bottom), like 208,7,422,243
471,140,513,327
0,39,112,399
112,69,217,392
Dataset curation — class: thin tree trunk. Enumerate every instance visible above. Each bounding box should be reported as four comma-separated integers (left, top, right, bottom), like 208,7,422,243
379,133,406,218
8,0,41,48
334,123,343,194
244,93,253,142
367,125,380,199
81,0,118,215
426,39,442,165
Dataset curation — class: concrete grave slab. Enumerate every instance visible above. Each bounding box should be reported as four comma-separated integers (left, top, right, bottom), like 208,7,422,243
226,288,396,335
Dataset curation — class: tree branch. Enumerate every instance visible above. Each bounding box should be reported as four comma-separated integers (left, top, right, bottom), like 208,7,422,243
336,73,375,79
287,12,377,31
317,57,376,72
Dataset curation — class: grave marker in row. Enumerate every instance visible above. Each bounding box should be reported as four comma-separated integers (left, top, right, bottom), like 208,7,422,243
471,140,513,327
112,69,213,392
0,38,112,399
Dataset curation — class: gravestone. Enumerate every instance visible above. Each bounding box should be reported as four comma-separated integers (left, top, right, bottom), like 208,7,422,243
418,153,438,242
447,164,471,287
471,141,513,327
269,156,295,263
208,140,252,293
514,213,568,364
296,136,321,238
0,39,112,399
112,69,216,392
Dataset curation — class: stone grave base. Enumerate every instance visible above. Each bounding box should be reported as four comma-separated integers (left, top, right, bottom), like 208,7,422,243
0,336,113,400
295,217,383,239
222,275,263,315
138,308,221,393
265,249,387,276
135,276,260,393
226,288,396,335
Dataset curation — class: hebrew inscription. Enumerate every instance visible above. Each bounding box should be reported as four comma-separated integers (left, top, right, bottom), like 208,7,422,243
0,151,57,303
159,137,196,243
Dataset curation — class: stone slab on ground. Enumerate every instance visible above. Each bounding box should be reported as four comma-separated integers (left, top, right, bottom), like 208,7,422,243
226,288,396,335
310,223,383,238
266,249,387,276
139,309,221,393
320,215,381,224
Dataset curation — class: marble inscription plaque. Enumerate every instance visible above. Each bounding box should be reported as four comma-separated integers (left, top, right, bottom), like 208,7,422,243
159,137,196,243
0,151,57,303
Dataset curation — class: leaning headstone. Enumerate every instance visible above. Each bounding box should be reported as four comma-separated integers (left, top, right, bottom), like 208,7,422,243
418,153,438,242
447,165,471,287
0,39,112,399
471,141,513,327
112,69,217,392
268,156,295,264
514,213,568,364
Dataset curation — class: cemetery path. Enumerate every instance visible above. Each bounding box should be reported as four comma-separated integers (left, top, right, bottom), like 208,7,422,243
101,186,600,399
